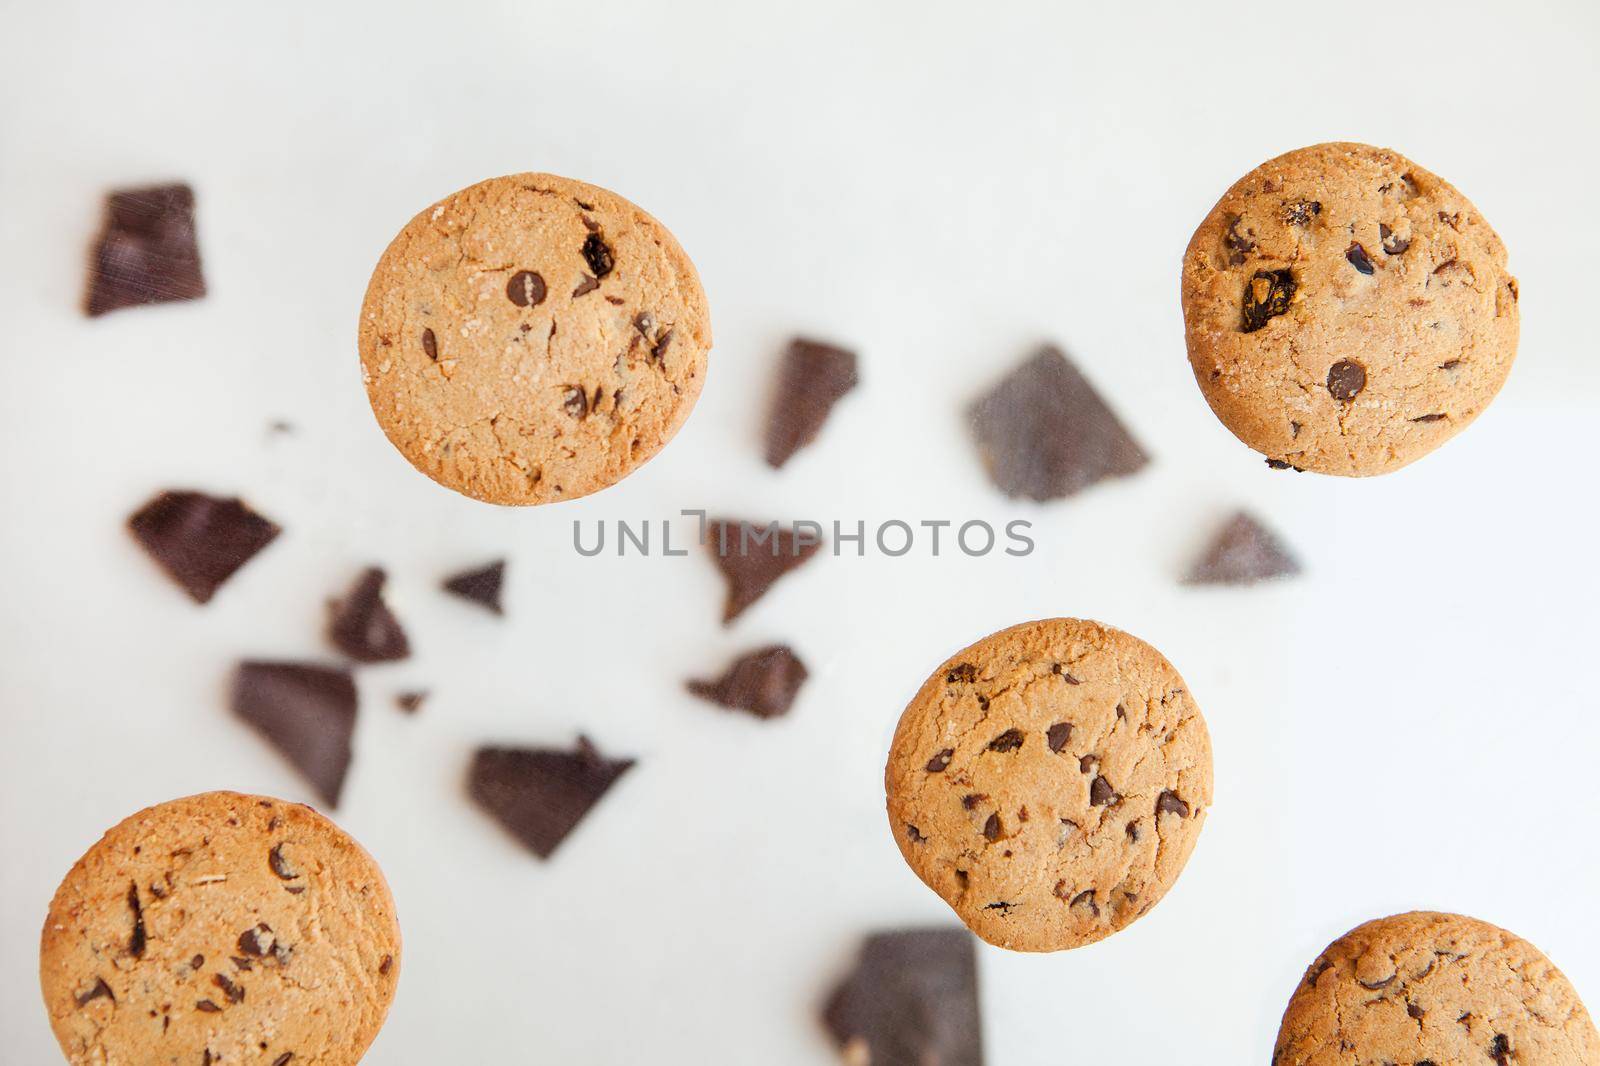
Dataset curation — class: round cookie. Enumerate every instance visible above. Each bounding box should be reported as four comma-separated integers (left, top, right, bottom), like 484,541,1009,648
1181,142,1519,477
41,792,401,1065
1275,911,1600,1065
359,172,711,505
884,618,1212,952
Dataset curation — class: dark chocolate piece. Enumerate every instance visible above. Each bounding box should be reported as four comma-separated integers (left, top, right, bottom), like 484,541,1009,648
127,491,281,604
822,928,983,1066
968,346,1149,501
441,559,505,615
705,519,822,623
231,662,357,808
1241,269,1296,332
1184,511,1302,586
85,183,206,316
395,690,428,714
686,646,808,719
327,567,410,663
1327,360,1368,401
765,338,859,468
467,737,634,859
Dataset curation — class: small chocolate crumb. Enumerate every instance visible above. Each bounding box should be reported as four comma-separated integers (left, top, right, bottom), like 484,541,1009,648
395,690,428,714
126,883,146,958
986,729,1024,753
1409,413,1447,423
420,328,438,360
196,1000,222,1013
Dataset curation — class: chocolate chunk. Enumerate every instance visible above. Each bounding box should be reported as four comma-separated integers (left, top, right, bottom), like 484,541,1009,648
441,559,505,615
686,645,808,719
987,729,1024,753
1242,269,1296,332
982,813,1001,840
571,274,600,298
75,978,115,1007
85,183,206,316
1046,722,1073,753
1410,413,1448,423
822,928,982,1066
1071,889,1099,915
1184,511,1302,586
1346,242,1376,275
1050,664,1080,684
1223,216,1256,264
467,737,635,859
705,519,822,623
231,662,357,808
267,845,299,881
946,663,978,684
926,749,954,773
1326,359,1367,401
272,1055,295,1066
420,328,438,360
1265,458,1301,471
126,883,146,958
1089,776,1117,806
327,567,410,663
238,923,276,957
1491,1034,1512,1065
395,690,428,714
506,270,547,308
128,491,281,604
765,338,859,468
581,233,614,278
1282,199,1321,226
1379,223,1411,256
906,824,926,844
213,973,244,1003
969,346,1149,501
1156,790,1191,818
196,1000,221,1013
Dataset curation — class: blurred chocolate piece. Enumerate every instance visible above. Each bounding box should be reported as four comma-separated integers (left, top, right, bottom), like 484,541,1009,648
442,559,505,615
969,346,1148,500
822,928,983,1066
766,338,858,468
231,662,357,808
328,567,410,662
468,737,635,859
687,646,808,718
395,690,428,714
1184,511,1302,586
706,519,822,624
127,490,281,604
85,183,206,316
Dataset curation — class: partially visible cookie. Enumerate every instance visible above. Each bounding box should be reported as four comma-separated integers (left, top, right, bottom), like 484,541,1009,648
359,173,711,505
884,618,1212,952
1274,911,1600,1065
1182,142,1518,476
40,792,400,1066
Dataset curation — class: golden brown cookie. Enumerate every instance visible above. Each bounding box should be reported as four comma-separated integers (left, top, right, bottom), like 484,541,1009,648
359,172,711,505
884,618,1212,952
40,792,401,1065
1274,911,1600,1065
1181,142,1519,476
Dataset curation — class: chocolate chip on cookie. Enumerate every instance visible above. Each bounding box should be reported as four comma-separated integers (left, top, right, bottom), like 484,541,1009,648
687,645,808,718
765,338,859,468
1182,142,1519,476
468,737,635,858
969,346,1148,501
231,662,358,808
822,928,983,1066
885,618,1212,951
327,567,410,663
1184,511,1301,586
40,792,399,1065
359,173,711,505
85,183,206,316
1274,912,1600,1065
128,490,281,604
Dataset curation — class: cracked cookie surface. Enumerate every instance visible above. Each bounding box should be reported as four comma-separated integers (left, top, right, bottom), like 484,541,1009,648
40,792,401,1065
884,618,1212,952
1181,142,1518,477
359,172,710,505
1274,911,1600,1065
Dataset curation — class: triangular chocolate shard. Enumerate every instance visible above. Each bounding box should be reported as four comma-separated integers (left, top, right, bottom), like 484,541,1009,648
706,519,822,624
128,490,281,604
969,346,1149,501
468,737,635,859
327,567,410,663
687,645,808,719
822,928,984,1066
441,559,505,615
766,338,859,468
231,662,357,808
85,183,207,316
1185,511,1302,586
395,690,428,714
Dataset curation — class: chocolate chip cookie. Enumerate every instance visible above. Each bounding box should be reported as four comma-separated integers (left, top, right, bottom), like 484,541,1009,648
359,173,711,505
1274,911,1600,1065
884,618,1212,952
1182,142,1518,476
40,792,401,1065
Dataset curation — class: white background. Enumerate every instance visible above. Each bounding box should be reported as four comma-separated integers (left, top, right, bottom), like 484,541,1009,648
2,1,1597,1062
